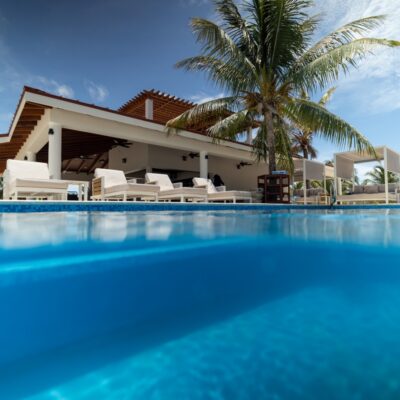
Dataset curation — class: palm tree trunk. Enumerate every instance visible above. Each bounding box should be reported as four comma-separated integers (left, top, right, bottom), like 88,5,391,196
265,110,276,174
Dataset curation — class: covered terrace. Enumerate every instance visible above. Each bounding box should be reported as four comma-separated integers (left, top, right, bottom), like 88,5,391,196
0,87,267,192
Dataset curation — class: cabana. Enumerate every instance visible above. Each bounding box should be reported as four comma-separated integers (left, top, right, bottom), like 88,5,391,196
334,146,400,204
293,159,334,205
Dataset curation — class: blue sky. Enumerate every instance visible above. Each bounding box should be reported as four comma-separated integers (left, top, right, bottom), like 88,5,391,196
0,0,399,177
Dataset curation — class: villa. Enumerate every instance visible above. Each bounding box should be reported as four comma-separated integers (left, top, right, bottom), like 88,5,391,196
0,86,267,192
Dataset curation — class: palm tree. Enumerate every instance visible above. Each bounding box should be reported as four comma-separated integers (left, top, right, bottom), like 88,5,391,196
363,165,399,184
167,0,399,173
291,87,336,160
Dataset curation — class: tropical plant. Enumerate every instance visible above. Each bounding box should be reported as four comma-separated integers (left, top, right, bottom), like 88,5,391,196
363,165,399,184
167,0,399,173
291,87,336,160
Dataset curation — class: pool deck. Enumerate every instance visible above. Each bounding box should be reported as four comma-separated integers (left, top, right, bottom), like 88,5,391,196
0,201,398,213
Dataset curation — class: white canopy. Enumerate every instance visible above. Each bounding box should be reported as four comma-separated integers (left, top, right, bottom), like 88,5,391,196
293,159,334,181
293,159,333,204
334,146,400,204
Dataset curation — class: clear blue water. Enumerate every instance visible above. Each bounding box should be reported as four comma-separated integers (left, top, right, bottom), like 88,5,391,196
2,210,400,399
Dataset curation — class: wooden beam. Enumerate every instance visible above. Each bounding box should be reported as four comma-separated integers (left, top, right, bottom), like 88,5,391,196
87,153,103,174
62,158,74,172
76,158,86,174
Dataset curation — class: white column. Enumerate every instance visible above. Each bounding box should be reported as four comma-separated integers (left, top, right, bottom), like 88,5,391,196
48,122,62,179
246,128,252,145
145,99,154,120
200,151,208,179
384,146,389,205
25,151,36,161
333,154,338,198
338,178,343,196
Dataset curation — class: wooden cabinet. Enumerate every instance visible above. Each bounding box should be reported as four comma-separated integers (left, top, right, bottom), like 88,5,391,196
258,174,290,203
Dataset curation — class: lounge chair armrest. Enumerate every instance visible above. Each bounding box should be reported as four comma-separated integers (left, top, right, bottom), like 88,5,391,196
92,176,104,198
216,186,226,192
2,169,10,199
173,182,183,188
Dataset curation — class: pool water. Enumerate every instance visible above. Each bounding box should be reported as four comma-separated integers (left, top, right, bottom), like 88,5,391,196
2,209,400,399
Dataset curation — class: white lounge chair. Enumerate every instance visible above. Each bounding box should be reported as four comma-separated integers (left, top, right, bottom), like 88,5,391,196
3,160,69,200
145,173,207,202
336,184,400,204
92,168,159,201
193,177,252,203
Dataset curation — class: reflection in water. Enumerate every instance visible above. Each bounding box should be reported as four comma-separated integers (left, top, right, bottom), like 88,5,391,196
1,209,400,249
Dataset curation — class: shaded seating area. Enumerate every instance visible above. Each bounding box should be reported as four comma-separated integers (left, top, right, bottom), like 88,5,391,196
334,147,400,204
3,160,70,200
145,173,207,202
92,168,159,201
292,159,333,205
293,187,327,204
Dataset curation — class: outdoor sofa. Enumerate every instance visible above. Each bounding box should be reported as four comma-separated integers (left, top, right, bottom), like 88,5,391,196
92,168,159,201
145,173,207,202
336,184,400,204
192,177,252,203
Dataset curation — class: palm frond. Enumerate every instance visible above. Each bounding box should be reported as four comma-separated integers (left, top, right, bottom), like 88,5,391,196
208,110,254,141
190,17,258,82
285,98,376,155
213,0,257,57
293,38,400,90
319,87,336,106
166,96,241,132
176,56,254,93
297,16,386,66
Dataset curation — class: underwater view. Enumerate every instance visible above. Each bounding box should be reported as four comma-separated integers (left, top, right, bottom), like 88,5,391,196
1,210,400,399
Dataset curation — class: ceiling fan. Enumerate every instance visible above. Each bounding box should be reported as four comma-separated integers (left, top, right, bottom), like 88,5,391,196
112,139,131,149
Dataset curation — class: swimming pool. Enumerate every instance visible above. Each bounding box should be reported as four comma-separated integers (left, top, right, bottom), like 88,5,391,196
2,208,400,399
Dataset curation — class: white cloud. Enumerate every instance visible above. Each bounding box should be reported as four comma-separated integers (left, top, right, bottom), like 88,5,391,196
180,0,209,6
36,76,74,98
189,91,225,104
85,80,109,103
313,0,400,114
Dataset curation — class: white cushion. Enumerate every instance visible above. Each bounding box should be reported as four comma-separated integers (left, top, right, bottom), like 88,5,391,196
15,178,69,190
158,187,207,199
95,168,127,188
192,177,217,194
208,190,252,200
104,183,159,194
6,160,50,182
145,173,174,191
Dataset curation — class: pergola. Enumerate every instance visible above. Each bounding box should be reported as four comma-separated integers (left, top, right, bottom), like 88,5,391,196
293,158,334,204
334,146,400,204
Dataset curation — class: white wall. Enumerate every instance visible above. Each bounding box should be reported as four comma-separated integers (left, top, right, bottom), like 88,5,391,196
209,156,267,191
109,142,149,172
107,143,266,191
148,145,199,172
